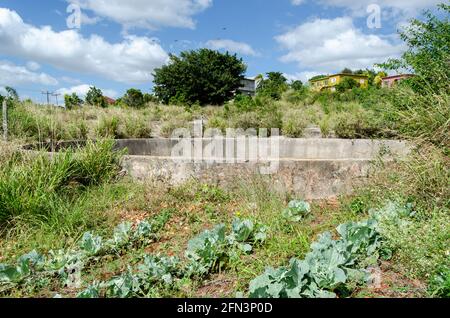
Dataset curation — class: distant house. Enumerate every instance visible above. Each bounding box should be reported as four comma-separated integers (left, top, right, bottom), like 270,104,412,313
309,73,369,92
238,76,262,96
104,96,116,105
381,74,415,88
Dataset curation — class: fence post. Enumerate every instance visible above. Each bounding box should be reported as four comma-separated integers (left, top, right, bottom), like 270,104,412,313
2,99,7,141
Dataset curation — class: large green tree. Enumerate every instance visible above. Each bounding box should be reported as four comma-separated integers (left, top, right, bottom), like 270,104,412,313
153,49,247,105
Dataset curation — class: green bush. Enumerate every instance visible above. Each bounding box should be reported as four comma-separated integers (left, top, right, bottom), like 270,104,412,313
257,72,289,100
64,93,83,110
282,110,308,138
122,89,145,109
86,87,107,108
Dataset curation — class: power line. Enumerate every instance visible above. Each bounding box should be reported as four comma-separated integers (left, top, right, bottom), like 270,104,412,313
52,92,61,106
42,91,52,105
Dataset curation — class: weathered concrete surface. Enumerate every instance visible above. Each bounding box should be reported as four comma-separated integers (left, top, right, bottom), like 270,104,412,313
23,138,410,199
118,138,410,199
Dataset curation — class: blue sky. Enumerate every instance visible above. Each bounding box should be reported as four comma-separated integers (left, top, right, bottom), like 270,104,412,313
0,0,443,103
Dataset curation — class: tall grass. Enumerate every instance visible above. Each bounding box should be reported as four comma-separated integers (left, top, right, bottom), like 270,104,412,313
0,140,123,225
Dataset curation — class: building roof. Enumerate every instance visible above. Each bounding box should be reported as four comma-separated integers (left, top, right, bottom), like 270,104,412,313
104,96,116,104
309,73,369,82
381,74,415,80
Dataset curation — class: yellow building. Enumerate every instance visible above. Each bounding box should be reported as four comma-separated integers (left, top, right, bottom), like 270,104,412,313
309,73,369,92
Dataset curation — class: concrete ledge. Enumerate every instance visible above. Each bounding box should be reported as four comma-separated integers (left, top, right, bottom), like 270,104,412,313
23,138,411,199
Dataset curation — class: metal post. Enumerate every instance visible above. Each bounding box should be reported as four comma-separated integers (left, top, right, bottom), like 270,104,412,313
2,99,7,141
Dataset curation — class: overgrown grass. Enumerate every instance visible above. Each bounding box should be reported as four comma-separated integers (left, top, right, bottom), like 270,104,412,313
0,140,130,258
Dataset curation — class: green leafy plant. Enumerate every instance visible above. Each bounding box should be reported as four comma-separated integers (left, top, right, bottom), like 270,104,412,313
282,200,311,222
249,219,381,298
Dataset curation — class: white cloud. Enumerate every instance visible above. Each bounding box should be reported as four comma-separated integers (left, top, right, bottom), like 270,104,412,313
56,84,117,98
284,71,322,83
26,61,41,71
291,0,305,6
70,0,212,30
275,17,404,73
0,61,58,86
206,39,259,56
0,8,169,84
314,0,441,17
60,76,82,85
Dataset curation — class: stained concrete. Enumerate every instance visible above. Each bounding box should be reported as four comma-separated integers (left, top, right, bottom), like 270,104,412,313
24,138,410,199
115,138,410,199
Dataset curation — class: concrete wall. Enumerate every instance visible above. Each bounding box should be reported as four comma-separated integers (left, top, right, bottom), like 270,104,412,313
118,138,410,199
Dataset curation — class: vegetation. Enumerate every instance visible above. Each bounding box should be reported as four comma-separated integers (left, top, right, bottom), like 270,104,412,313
85,86,107,108
153,49,247,105
64,93,83,110
121,89,145,109
0,3,448,299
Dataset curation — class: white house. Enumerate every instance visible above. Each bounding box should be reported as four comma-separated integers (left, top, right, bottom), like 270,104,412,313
238,76,262,96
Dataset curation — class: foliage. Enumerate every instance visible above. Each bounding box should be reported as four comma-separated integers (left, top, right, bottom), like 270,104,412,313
185,219,267,276
428,265,450,298
290,80,303,91
85,86,107,108
378,3,449,94
335,77,360,93
282,200,311,222
153,49,247,105
0,140,123,224
122,89,145,109
64,93,83,110
5,86,19,101
257,72,289,100
309,75,327,81
249,219,381,298
0,218,161,293
143,93,159,104
341,68,353,74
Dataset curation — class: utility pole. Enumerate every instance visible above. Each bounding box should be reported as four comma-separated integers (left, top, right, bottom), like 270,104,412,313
42,91,52,105
52,92,61,106
2,98,7,141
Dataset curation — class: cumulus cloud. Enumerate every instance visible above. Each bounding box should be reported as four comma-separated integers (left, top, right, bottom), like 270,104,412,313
69,0,212,30
314,0,442,17
56,84,117,98
206,39,259,56
0,61,58,86
0,8,169,84
275,17,404,73
26,61,41,71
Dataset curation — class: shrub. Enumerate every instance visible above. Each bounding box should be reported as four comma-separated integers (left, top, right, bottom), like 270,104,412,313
122,89,145,109
86,87,107,108
335,77,360,93
282,110,308,138
153,49,246,105
257,72,289,100
64,93,83,110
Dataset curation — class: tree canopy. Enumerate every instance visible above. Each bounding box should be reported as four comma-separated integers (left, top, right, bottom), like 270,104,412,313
153,49,247,105
86,86,107,108
257,72,289,100
379,3,449,93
